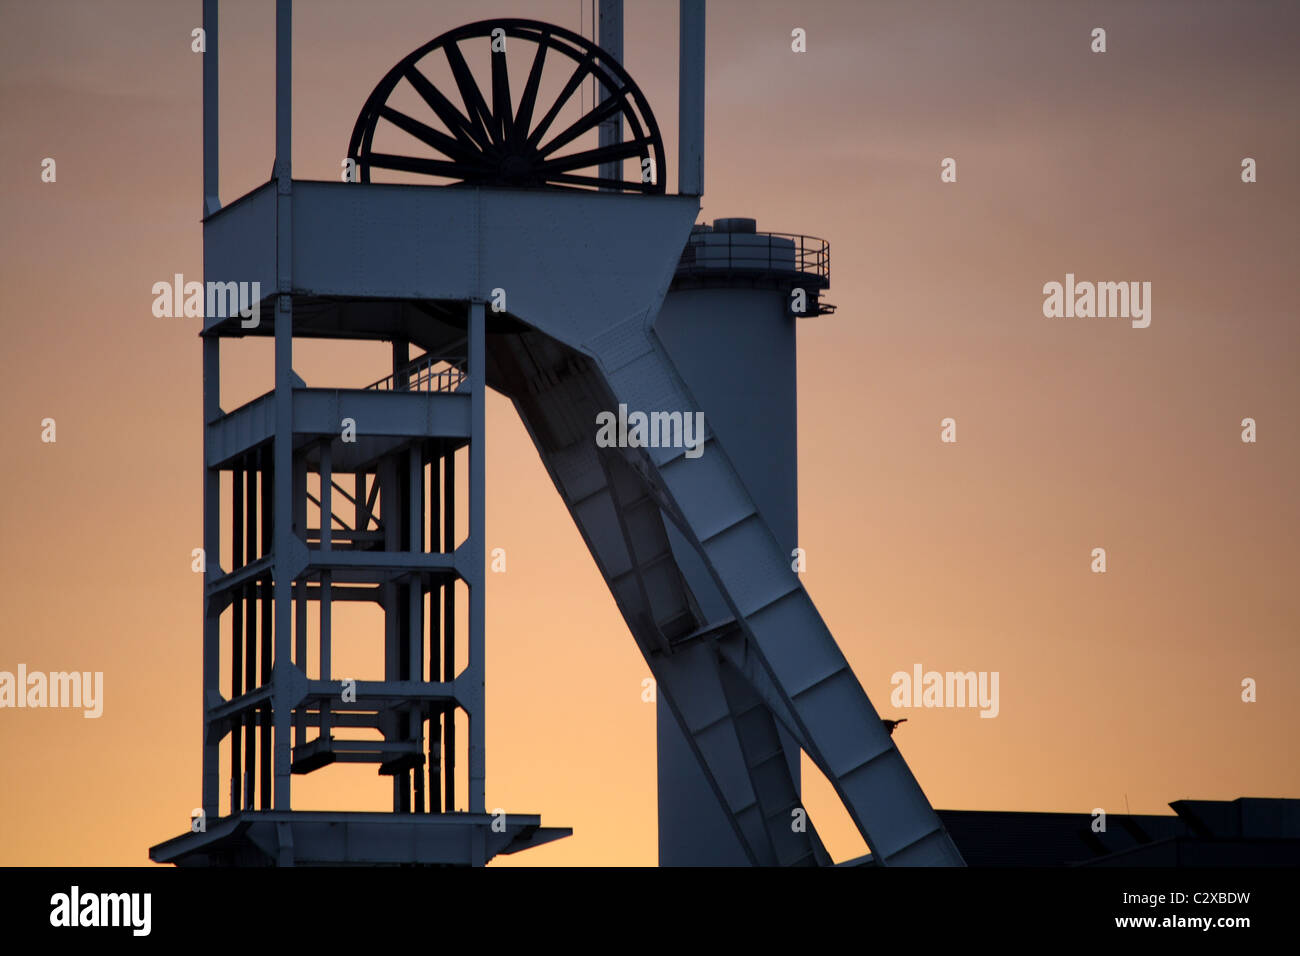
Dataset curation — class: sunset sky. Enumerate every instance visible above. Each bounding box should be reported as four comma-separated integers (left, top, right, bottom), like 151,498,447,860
0,0,1296,866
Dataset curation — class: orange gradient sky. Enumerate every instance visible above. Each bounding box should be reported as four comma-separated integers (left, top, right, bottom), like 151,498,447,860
1,0,1297,866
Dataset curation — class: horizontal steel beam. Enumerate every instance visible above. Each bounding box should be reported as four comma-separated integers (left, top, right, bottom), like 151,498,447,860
207,388,470,468
149,810,571,866
204,180,699,346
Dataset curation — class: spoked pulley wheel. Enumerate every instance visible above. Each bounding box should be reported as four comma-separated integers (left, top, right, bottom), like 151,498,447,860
348,18,666,193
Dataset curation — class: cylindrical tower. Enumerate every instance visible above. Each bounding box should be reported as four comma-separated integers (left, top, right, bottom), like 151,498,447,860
654,217,831,864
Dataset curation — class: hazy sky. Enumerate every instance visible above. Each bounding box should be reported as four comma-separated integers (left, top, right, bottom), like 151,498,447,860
0,0,1296,865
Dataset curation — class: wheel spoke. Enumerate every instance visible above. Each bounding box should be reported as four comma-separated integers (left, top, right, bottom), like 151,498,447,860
548,171,653,191
537,88,628,158
491,44,513,145
364,152,480,179
379,106,479,163
444,40,497,150
403,65,489,153
513,41,548,141
536,137,652,175
620,95,651,146
526,52,596,149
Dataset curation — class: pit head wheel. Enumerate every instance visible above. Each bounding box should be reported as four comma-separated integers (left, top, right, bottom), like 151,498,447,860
348,19,666,194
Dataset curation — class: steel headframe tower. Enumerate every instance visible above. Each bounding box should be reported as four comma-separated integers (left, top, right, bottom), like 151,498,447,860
150,0,570,866
152,0,965,867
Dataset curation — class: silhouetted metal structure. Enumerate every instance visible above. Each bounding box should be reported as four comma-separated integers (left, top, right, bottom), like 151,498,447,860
347,19,665,193
151,0,964,867
940,799,1300,866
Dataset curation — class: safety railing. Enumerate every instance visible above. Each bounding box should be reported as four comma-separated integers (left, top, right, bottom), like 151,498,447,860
676,230,830,284
365,353,465,393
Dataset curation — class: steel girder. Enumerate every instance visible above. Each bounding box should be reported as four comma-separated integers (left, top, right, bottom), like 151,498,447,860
491,332,829,865
490,322,963,866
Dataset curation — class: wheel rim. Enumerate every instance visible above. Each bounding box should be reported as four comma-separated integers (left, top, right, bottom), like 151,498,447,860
348,19,666,194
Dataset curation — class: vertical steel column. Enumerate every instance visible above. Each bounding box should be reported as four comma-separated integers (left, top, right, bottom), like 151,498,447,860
597,0,624,188
319,442,332,745
271,0,295,811
678,0,705,196
244,462,257,809
381,458,402,811
260,454,273,809
396,450,413,812
428,445,441,813
355,474,366,543
468,301,486,815
408,447,424,812
293,454,308,752
200,0,221,820
394,340,409,388
293,588,307,750
201,0,220,219
442,453,455,812
230,464,243,813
